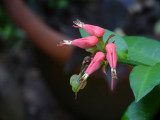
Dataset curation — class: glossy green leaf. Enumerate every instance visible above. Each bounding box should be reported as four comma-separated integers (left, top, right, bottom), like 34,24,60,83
130,63,160,102
121,85,160,120
79,28,128,59
123,36,160,66
79,28,90,38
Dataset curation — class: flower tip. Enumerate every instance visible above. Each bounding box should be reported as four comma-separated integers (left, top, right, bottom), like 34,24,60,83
57,40,72,47
77,73,89,91
111,78,114,91
111,68,117,79
73,19,84,28
73,25,80,28
102,70,107,75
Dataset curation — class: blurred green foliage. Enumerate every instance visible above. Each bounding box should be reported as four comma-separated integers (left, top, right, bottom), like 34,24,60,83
48,0,68,9
0,2,27,53
27,0,68,12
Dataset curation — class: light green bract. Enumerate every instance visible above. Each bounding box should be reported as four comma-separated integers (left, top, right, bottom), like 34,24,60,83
70,74,87,93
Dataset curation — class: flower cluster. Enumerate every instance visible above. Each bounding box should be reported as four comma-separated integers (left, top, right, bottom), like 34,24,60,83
58,20,118,95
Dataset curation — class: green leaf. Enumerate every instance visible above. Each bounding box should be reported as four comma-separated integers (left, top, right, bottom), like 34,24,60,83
130,63,160,102
123,36,160,66
79,28,89,38
79,28,128,59
121,85,160,120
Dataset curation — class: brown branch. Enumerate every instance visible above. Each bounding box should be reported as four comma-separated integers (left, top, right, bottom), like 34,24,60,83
4,0,73,63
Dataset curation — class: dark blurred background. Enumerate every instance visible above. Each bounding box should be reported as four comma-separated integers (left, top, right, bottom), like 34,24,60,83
0,0,160,120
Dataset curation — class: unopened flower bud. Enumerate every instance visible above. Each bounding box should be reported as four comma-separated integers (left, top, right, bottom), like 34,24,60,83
86,52,105,75
73,19,105,37
78,52,105,90
105,41,118,90
57,36,98,49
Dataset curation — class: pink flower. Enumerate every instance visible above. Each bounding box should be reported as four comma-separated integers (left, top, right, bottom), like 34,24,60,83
57,36,98,49
105,41,118,90
73,19,105,37
78,52,105,90
85,52,105,75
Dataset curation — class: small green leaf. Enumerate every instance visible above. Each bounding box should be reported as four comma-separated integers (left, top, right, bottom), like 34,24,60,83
121,85,160,120
123,36,160,66
70,74,79,86
70,74,87,92
130,63,160,102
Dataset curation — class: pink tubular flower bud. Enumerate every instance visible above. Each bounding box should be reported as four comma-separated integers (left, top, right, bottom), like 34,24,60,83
73,19,105,37
105,41,118,90
105,42,117,69
57,36,98,49
78,52,105,91
86,52,105,75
